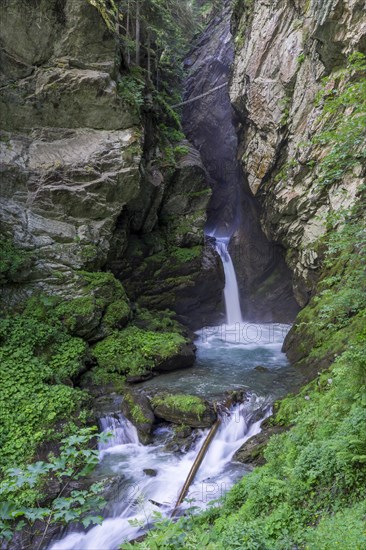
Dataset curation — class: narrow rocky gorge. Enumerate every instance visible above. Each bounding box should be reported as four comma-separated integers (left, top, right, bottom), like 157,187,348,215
0,0,365,548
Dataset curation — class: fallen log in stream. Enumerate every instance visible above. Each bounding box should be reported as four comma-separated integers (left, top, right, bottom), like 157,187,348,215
171,416,222,517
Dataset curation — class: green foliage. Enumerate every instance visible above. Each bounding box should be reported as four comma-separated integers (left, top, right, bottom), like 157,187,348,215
0,237,32,284
134,308,181,333
151,393,206,417
157,120,187,169
118,73,145,111
0,298,88,472
304,501,366,549
171,246,202,263
313,52,366,187
92,326,187,377
55,296,96,333
279,96,292,126
274,159,297,182
103,299,130,329
0,428,107,545
77,270,127,300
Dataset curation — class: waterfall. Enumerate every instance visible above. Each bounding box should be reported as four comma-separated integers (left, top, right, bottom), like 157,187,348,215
213,237,242,324
98,413,139,454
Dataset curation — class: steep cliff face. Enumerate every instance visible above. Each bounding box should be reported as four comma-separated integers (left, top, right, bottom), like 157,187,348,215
230,0,365,305
0,0,220,325
0,0,141,304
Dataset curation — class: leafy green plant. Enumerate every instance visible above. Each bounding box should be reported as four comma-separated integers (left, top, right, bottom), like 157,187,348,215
313,52,366,187
118,74,145,111
0,428,108,548
171,246,202,263
0,237,32,284
0,298,89,471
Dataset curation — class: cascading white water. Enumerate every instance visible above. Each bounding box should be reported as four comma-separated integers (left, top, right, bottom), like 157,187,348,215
50,399,268,550
98,414,139,456
213,237,242,324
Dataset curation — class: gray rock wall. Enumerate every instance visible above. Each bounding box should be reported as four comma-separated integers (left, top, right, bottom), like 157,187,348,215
0,0,218,323
230,0,365,304
0,0,142,303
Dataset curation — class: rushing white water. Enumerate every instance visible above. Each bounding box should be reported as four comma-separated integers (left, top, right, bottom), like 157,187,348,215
213,237,242,324
98,414,139,456
50,399,268,550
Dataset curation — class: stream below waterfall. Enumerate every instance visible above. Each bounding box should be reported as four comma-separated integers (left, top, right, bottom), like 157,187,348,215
50,316,305,549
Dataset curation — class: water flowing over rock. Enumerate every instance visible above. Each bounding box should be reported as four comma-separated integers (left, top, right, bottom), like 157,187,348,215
213,237,243,324
49,399,269,549
182,0,300,323
230,0,365,304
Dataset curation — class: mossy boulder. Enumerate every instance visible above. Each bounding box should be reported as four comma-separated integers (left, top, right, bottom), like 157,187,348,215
121,389,155,444
102,299,131,331
150,392,216,428
55,272,131,341
92,326,194,380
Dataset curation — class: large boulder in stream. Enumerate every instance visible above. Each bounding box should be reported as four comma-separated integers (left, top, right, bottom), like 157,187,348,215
121,389,156,444
150,392,216,428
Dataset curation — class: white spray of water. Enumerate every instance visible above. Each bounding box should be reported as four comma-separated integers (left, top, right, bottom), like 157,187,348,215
213,237,242,325
98,414,139,456
50,399,269,550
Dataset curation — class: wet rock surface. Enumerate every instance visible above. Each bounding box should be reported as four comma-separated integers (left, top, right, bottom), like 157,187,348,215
154,342,196,373
233,420,287,466
230,0,365,304
121,389,156,445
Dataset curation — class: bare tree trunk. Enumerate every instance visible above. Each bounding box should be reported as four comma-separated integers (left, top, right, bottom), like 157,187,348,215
135,0,140,66
126,0,131,65
147,28,151,80
156,45,159,90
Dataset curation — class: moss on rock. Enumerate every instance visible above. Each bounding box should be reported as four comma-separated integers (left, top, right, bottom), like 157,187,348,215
102,299,130,330
92,326,192,379
55,271,131,341
121,389,155,444
151,392,216,428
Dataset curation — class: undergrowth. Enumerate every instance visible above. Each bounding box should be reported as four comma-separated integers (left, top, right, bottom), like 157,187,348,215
0,297,89,472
